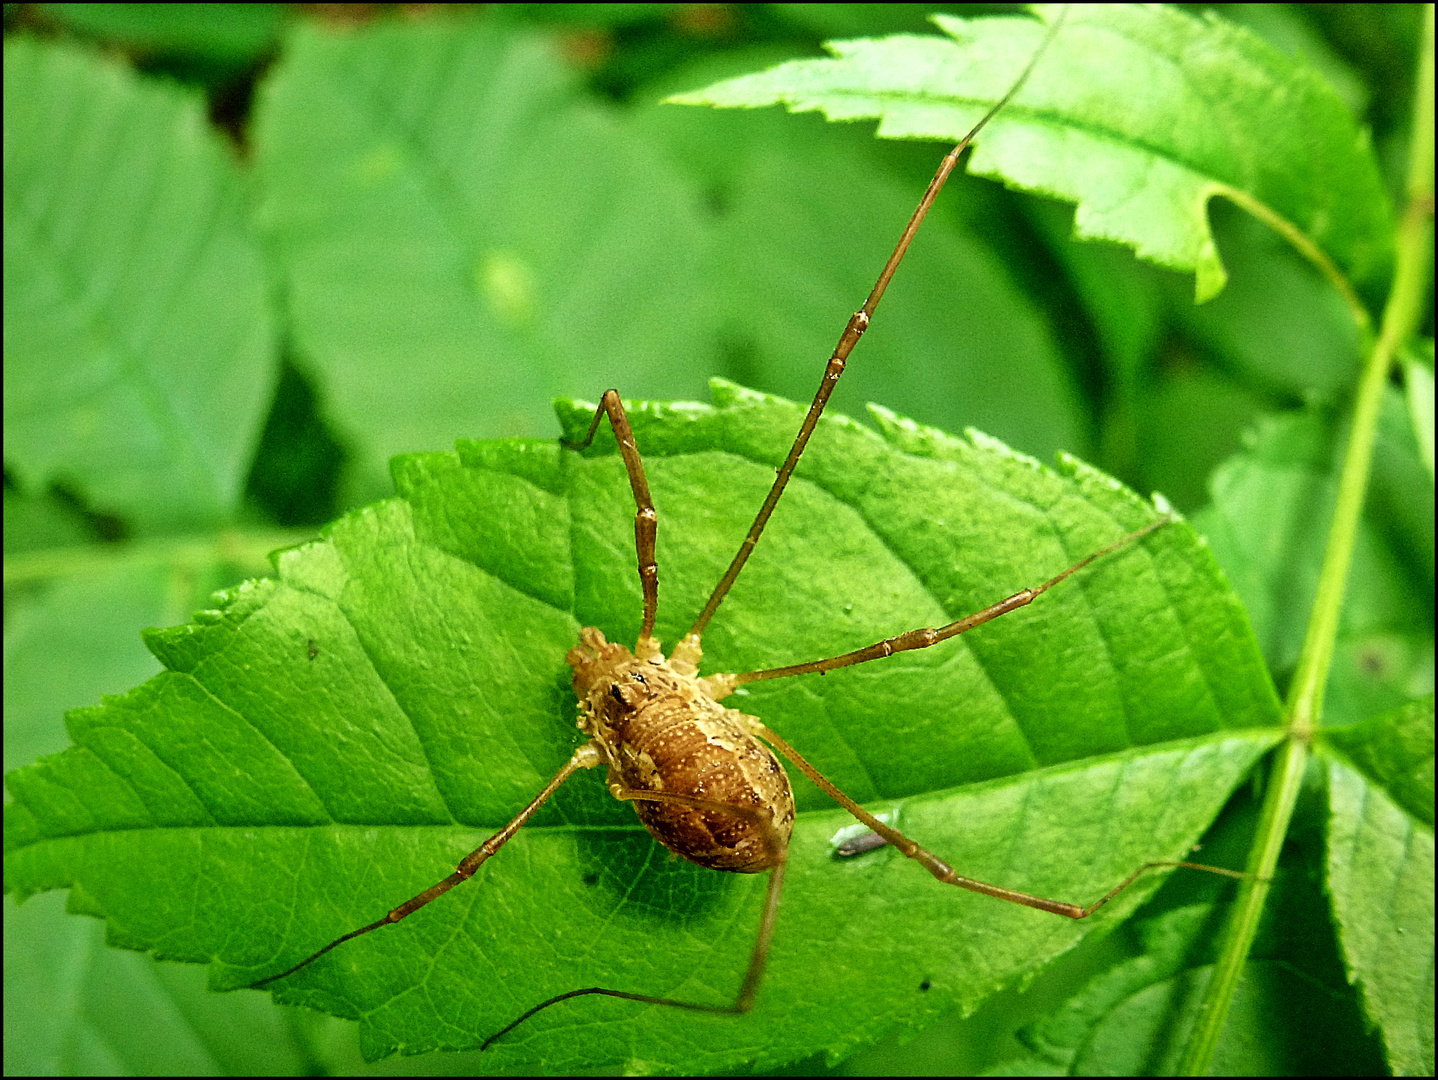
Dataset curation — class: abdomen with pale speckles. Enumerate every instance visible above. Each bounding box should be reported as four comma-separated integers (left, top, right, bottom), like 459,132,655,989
610,705,795,873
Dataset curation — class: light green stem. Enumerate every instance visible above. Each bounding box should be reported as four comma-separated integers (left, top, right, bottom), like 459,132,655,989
1211,183,1370,333
1180,6,1435,1073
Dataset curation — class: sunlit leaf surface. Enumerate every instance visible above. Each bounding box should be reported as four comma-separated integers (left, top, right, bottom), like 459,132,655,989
672,4,1393,301
5,385,1281,1071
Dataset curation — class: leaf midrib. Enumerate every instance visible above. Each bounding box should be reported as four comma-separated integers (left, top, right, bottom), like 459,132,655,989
13,728,1279,844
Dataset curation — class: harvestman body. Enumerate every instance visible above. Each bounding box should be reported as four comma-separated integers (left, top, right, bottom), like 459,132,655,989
255,9,1241,1045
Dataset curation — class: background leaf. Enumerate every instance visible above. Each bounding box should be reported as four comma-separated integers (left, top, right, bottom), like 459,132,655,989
39,3,288,76
252,17,716,501
3,36,276,532
1019,900,1388,1076
1195,390,1434,726
1319,697,1436,1077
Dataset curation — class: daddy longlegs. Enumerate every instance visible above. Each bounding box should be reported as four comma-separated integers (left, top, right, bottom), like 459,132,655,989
253,7,1245,1047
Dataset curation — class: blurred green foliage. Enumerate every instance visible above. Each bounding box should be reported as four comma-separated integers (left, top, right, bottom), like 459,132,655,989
3,3,1432,1076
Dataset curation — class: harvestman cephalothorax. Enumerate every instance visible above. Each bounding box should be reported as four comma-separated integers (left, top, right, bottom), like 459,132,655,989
253,6,1244,1046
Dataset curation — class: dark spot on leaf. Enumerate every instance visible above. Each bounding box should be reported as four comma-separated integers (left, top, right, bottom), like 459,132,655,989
1358,645,1390,676
919,979,931,992
582,873,598,887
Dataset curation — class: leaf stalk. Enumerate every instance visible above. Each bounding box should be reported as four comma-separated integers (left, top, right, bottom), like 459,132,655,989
1208,183,1370,332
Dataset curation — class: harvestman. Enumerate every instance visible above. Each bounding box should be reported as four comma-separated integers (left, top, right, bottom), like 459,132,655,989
255,9,1242,1046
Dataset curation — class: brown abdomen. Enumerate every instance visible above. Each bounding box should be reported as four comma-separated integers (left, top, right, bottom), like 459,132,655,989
614,708,795,873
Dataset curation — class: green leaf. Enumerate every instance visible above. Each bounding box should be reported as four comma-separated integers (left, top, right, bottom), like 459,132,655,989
1196,395,1435,726
1070,959,1383,1075
1019,903,1385,1076
669,4,1393,303
1015,765,1392,1076
1318,697,1436,1077
252,15,715,492
39,3,288,68
4,385,1281,1072
1321,696,1435,829
3,534,293,775
3,36,277,531
4,889,308,1075
1019,904,1222,1071
2,487,90,558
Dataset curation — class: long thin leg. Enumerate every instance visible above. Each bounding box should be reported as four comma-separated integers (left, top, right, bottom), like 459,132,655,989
482,789,789,1050
251,742,603,987
705,516,1170,693
676,8,1069,665
752,719,1245,918
564,390,661,656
